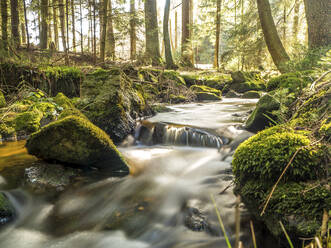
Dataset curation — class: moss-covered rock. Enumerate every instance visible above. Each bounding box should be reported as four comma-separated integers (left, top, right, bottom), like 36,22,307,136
229,71,266,93
233,126,324,184
266,71,313,92
225,90,242,98
245,94,280,132
80,68,151,143
0,91,6,108
169,94,187,103
14,109,43,133
233,125,328,243
237,180,331,240
242,90,261,99
190,85,222,101
26,116,129,172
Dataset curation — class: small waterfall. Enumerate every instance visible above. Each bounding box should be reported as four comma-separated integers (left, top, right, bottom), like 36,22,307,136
136,121,225,149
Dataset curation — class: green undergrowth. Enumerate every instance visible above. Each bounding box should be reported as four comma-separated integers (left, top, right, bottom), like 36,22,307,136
0,89,82,140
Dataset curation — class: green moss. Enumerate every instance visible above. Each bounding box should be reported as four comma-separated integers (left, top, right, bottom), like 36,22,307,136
190,85,221,95
0,123,15,137
233,125,324,184
245,94,280,132
242,90,261,99
151,104,172,113
26,116,129,171
238,180,330,238
267,72,313,92
319,120,331,138
0,91,6,108
14,109,43,133
169,94,187,103
54,93,74,109
162,70,186,86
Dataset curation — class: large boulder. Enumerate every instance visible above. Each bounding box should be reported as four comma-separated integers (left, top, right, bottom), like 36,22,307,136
245,94,280,132
232,126,329,243
80,68,150,143
26,116,129,172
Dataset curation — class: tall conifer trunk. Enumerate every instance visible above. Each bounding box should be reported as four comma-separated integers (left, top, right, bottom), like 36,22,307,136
144,0,161,65
303,0,330,48
163,0,176,69
10,0,21,48
129,0,136,60
256,0,290,73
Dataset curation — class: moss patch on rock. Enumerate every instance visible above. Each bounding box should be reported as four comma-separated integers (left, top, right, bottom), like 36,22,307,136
266,71,314,92
26,116,129,172
242,90,261,99
233,126,324,184
80,68,150,143
245,94,280,132
190,85,222,101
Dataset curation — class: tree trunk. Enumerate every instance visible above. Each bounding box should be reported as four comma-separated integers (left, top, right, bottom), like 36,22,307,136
79,0,83,53
40,0,48,48
71,0,76,52
163,0,176,69
129,0,136,60
93,0,96,63
10,0,21,48
100,0,107,61
189,0,194,64
292,0,300,44
48,3,52,44
23,0,29,48
174,11,178,49
19,0,26,44
106,0,115,59
181,0,192,66
214,0,222,68
144,0,161,66
59,0,69,64
1,0,8,51
53,0,59,49
303,0,330,49
282,1,287,47
66,0,69,50
256,0,290,73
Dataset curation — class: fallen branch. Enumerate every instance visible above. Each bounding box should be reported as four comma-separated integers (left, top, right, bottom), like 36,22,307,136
309,70,331,91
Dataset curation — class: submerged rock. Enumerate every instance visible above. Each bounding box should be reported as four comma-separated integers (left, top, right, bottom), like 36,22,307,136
24,163,79,195
26,116,129,172
245,94,280,132
0,193,15,226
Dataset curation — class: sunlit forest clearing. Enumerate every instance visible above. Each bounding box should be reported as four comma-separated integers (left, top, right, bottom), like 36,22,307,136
0,0,330,247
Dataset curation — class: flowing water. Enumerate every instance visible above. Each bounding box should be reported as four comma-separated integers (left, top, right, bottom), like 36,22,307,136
0,98,260,248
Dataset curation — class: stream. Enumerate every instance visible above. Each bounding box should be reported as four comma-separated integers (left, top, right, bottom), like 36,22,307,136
0,98,262,248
